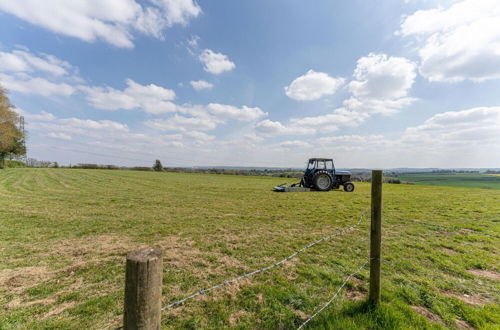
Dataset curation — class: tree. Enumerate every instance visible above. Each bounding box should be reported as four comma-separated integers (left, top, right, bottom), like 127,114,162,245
0,86,25,169
153,159,164,172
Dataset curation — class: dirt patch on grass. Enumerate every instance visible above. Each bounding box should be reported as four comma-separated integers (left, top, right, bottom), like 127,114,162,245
291,308,309,320
467,269,500,280
454,319,475,329
441,247,458,255
346,276,366,301
42,301,77,319
4,297,55,310
442,291,487,305
346,290,366,301
53,234,138,259
411,306,444,324
0,266,54,292
228,310,250,325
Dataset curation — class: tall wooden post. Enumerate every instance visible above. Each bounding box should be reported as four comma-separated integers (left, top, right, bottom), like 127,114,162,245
124,248,163,330
369,170,382,305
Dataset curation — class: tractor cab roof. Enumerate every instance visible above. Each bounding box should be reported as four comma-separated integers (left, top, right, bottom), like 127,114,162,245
308,158,333,161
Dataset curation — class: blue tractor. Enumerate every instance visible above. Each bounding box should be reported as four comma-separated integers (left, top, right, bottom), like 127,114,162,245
275,158,355,192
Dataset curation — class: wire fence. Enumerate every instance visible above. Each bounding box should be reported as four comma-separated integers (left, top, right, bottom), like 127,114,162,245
387,214,499,239
296,259,370,330
162,209,368,311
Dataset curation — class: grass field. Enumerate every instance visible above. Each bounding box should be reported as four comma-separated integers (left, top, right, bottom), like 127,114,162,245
0,169,499,329
398,173,500,190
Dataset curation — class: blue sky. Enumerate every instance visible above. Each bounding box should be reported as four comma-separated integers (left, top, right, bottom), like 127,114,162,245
1,0,499,168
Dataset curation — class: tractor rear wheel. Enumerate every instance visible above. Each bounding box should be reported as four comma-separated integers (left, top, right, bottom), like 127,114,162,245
312,171,333,191
343,182,355,192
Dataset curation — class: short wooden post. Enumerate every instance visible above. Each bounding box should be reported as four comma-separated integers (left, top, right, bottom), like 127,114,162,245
124,248,163,330
369,170,382,305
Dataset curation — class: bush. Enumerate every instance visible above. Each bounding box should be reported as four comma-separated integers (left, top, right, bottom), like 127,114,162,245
4,160,25,168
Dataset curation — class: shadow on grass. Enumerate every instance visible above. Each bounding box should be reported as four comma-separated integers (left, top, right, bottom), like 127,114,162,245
310,300,441,330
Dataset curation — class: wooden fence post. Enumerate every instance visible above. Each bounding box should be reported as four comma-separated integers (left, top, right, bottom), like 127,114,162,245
369,170,382,305
124,248,163,330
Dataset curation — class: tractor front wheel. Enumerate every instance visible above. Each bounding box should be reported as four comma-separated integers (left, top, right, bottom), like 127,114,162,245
343,182,355,192
312,171,333,191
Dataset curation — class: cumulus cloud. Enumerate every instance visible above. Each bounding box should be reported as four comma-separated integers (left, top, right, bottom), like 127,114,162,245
399,0,500,82
403,106,500,145
0,48,79,96
0,49,72,76
0,0,201,48
198,49,235,74
47,132,72,140
26,111,129,139
279,140,311,148
255,119,315,136
81,79,176,114
190,80,213,90
278,53,417,135
0,73,75,96
206,103,266,122
146,103,266,133
145,114,220,132
284,70,345,101
347,53,416,115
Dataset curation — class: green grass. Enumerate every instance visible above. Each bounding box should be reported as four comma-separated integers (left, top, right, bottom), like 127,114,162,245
398,173,500,190
0,168,499,329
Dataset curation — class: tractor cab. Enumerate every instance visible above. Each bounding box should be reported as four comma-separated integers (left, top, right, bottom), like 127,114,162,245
305,158,335,173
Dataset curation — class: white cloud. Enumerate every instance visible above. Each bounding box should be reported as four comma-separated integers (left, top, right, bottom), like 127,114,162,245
190,80,213,90
403,106,500,145
284,70,345,101
290,107,368,133
198,49,235,74
144,103,265,133
0,48,81,96
255,119,315,136
206,103,266,122
47,132,72,140
20,110,57,121
276,54,416,135
399,0,500,82
154,0,202,26
0,0,201,48
25,111,129,141
81,79,176,114
349,54,416,100
145,115,220,132
0,73,75,96
0,48,79,96
316,134,385,145
279,140,311,148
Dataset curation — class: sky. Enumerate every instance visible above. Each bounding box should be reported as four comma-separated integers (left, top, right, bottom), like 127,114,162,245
0,0,499,168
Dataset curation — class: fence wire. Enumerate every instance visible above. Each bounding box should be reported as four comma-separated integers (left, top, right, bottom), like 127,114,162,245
296,259,369,330
161,210,368,311
387,215,499,239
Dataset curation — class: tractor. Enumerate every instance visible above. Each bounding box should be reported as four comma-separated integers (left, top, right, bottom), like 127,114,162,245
274,158,355,192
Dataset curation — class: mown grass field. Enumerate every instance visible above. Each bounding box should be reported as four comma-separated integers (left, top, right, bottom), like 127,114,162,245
0,169,499,329
398,173,500,190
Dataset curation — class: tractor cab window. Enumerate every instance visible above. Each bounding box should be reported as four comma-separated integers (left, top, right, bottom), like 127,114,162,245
307,160,315,169
326,160,334,170
317,160,326,169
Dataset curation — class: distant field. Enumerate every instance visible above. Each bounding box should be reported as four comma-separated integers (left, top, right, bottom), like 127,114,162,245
398,173,500,190
0,169,499,329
